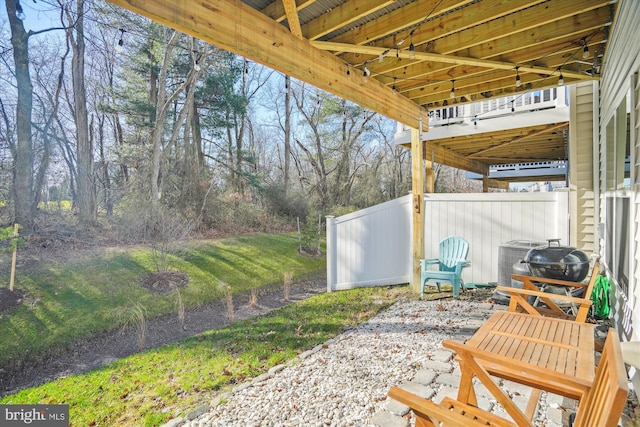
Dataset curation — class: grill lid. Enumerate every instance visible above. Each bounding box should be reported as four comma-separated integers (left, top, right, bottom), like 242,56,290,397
523,239,590,282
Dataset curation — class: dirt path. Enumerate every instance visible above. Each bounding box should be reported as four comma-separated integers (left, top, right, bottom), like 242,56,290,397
0,279,327,397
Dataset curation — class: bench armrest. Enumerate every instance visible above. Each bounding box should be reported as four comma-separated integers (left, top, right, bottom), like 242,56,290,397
495,285,593,306
511,274,589,289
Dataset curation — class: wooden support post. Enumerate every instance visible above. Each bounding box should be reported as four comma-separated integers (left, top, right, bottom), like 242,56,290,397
411,124,425,293
483,175,489,192
425,160,435,193
424,148,435,193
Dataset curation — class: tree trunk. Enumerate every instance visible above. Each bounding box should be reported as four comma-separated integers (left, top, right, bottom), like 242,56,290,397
284,75,291,196
6,0,35,231
150,31,180,205
97,114,113,215
69,0,97,225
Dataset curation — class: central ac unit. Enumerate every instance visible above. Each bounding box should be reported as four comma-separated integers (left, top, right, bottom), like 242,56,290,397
494,240,544,304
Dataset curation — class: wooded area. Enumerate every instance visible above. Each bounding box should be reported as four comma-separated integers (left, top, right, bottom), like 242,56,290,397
0,0,473,242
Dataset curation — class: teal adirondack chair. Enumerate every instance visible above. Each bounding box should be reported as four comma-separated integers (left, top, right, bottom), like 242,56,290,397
420,236,470,298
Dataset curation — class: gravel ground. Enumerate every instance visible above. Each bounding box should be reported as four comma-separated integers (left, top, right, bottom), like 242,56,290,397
171,291,640,427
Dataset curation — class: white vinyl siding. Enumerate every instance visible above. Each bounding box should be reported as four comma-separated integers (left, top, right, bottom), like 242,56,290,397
569,82,598,254
596,0,640,392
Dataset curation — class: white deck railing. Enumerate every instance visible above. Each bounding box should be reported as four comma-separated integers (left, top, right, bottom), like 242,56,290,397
425,88,565,128
326,191,570,291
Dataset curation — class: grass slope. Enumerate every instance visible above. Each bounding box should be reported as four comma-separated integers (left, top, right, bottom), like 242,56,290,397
0,233,324,369
1,286,410,426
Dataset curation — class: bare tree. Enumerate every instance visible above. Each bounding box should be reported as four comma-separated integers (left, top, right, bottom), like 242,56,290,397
292,84,329,210
63,0,97,225
331,98,376,206
5,0,35,230
283,74,291,195
150,30,180,205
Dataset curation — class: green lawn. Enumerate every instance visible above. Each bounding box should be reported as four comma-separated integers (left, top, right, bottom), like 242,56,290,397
0,233,325,369
1,286,409,426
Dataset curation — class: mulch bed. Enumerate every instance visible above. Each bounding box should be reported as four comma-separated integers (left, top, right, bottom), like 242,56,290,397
0,288,25,312
139,271,190,293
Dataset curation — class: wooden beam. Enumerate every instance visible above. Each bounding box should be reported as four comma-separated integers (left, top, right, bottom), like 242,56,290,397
427,142,490,176
304,0,395,41
261,0,316,23
106,0,428,130
468,122,569,158
410,73,572,107
312,41,592,81
330,0,469,46
400,139,490,176
282,0,303,38
411,126,425,294
408,0,547,48
335,0,609,66
368,26,607,97
487,179,509,190
427,0,610,55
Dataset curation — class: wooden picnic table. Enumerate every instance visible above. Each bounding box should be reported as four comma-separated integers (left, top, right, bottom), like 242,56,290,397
443,310,596,426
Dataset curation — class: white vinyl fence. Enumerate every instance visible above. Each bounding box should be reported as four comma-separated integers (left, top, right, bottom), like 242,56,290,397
326,191,570,291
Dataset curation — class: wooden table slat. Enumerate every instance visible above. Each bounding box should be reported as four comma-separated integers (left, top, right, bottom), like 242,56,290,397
458,310,595,402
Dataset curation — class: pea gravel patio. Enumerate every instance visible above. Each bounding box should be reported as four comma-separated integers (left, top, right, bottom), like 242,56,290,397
166,290,639,427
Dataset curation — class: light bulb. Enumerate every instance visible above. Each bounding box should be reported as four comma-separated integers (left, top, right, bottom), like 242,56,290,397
194,60,201,71
515,74,521,88
558,72,564,86
409,42,415,60
583,45,589,59
16,2,25,20
115,29,125,53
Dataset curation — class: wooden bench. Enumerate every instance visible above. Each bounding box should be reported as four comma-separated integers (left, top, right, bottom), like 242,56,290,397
495,258,600,323
388,328,628,427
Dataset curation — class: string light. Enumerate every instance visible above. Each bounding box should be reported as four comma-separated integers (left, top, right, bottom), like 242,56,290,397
15,1,26,20
449,80,455,99
379,49,389,63
409,29,416,60
346,66,351,79
582,39,589,59
515,67,521,88
194,56,201,71
392,77,397,95
511,99,515,113
363,64,371,82
558,69,564,86
244,60,249,74
115,29,126,52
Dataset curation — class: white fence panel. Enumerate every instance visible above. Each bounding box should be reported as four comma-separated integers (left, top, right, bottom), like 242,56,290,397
326,195,412,291
326,191,569,291
423,191,569,285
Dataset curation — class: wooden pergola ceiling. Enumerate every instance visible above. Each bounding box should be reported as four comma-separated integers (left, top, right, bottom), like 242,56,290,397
411,121,570,178
107,0,614,173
